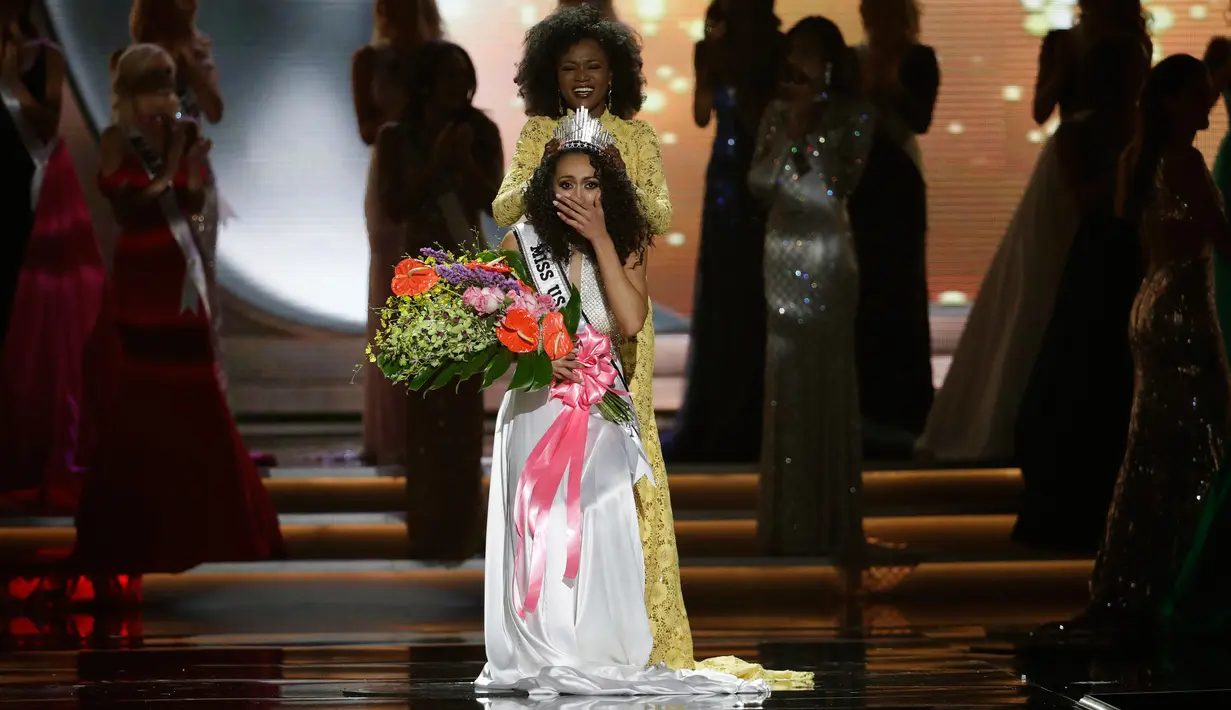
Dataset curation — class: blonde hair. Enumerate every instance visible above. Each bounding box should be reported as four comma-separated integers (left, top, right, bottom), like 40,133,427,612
372,0,443,46
110,43,179,128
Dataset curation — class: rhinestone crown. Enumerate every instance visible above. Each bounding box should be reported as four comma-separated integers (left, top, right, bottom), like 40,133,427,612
552,110,615,152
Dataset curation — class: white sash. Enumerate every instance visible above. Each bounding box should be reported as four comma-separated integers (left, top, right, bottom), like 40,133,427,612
0,74,56,211
511,221,644,443
128,131,211,317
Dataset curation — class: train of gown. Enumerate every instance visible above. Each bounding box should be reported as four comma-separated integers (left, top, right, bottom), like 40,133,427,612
478,386,766,698
918,136,1079,462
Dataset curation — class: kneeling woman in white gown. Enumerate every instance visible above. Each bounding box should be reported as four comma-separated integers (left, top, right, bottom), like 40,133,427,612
477,113,799,697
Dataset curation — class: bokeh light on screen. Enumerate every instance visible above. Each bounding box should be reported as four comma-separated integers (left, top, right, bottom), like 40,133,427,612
43,0,1231,332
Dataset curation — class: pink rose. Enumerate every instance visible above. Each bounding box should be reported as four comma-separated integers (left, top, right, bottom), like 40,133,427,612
512,291,549,318
463,286,505,314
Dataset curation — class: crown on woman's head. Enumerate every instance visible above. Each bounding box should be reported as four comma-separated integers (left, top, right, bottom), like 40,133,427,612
552,110,615,151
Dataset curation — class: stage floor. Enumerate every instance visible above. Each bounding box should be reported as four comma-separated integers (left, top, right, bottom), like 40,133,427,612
2,589,1229,708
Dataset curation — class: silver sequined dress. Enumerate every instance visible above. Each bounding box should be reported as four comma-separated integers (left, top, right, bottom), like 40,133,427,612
748,98,875,557
1090,162,1231,615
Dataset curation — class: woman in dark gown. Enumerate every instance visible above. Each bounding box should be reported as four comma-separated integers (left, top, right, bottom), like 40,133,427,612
668,0,783,463
1012,35,1149,554
848,0,938,455
371,41,501,562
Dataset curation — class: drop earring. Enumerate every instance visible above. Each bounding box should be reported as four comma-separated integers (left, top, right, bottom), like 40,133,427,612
606,85,612,110
559,92,565,116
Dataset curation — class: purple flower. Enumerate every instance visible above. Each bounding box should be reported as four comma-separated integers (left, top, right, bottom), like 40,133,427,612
419,247,452,262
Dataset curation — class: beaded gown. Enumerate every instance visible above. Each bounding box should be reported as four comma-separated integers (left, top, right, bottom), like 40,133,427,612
1089,162,1231,619
748,98,874,557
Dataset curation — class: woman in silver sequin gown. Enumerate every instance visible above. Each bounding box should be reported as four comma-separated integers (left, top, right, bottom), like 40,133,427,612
748,17,874,559
1083,55,1231,631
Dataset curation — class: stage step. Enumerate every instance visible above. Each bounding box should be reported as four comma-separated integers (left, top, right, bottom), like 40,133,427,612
0,514,1070,563
135,559,1091,612
263,468,1022,516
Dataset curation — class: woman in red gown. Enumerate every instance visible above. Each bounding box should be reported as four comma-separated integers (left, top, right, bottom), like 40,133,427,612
0,0,104,515
72,44,283,603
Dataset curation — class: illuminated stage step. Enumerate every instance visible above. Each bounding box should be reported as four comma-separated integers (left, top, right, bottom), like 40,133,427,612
0,514,1068,563
137,559,1092,611
262,468,1023,516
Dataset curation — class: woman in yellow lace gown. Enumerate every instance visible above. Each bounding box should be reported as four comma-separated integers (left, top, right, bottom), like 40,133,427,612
494,6,810,686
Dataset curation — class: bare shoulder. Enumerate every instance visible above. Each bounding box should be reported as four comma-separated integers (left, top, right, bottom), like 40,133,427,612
499,230,519,251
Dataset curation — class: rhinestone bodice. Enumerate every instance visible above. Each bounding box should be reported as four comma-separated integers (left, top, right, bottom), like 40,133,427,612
577,250,623,359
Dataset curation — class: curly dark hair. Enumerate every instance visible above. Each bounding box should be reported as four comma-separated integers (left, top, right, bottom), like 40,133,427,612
514,5,645,119
524,146,652,266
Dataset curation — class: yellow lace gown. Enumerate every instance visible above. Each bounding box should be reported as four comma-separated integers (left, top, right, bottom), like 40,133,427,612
495,112,812,688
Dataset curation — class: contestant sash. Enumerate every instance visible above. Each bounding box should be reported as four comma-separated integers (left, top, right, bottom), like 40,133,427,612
0,69,57,211
511,221,643,442
129,131,211,318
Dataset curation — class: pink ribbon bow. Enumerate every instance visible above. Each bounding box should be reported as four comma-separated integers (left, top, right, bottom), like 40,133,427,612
512,325,627,618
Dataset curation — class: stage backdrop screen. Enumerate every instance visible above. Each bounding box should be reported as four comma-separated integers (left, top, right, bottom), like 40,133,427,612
44,0,1229,333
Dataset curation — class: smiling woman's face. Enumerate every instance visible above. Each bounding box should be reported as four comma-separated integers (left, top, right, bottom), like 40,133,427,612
557,38,611,115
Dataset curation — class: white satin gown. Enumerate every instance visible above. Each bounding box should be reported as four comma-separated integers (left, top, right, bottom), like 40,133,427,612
477,251,767,699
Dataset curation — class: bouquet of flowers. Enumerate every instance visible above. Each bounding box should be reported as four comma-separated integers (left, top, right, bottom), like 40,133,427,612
367,246,632,424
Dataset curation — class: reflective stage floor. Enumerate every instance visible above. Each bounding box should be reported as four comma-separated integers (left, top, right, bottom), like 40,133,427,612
3,589,1230,709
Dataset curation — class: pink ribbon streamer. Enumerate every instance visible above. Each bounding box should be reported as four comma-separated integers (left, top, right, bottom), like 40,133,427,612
512,325,628,618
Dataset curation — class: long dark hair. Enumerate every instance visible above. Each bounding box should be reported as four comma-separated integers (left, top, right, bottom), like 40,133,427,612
785,16,859,99
524,146,652,266
1117,54,1208,226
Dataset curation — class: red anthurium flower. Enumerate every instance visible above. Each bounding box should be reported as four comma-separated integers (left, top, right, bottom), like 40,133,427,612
541,312,573,360
467,259,515,274
391,259,439,297
497,308,540,353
